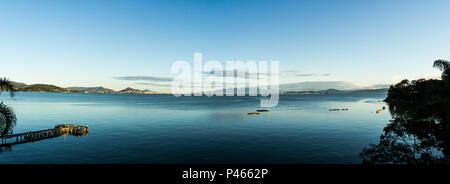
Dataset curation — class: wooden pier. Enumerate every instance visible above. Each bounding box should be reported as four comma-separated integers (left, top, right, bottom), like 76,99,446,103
0,123,89,147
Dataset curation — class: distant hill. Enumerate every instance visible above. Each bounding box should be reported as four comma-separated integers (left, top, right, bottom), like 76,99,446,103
67,87,115,93
10,81,29,89
283,88,388,95
22,84,71,92
6,81,157,94
279,81,360,92
119,87,154,94
6,80,384,95
350,88,389,94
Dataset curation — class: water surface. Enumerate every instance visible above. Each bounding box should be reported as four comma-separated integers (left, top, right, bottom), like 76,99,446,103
0,92,390,163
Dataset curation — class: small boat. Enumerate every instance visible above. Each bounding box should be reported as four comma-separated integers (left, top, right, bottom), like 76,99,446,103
256,109,269,112
376,110,382,114
248,112,260,115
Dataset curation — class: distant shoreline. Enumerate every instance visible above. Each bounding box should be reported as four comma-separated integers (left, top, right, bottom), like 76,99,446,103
6,90,388,96
282,88,388,95
6,81,388,96
10,81,161,95
9,91,172,95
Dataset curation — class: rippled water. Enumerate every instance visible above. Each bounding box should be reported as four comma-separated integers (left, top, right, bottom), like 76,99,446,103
0,92,390,163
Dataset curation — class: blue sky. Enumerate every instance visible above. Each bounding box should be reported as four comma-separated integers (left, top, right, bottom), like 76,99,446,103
1,0,449,92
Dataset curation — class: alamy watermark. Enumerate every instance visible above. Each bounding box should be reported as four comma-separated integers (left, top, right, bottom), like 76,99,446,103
170,53,279,107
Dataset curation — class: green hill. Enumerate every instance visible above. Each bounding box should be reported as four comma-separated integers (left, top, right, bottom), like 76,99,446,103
10,81,29,90
22,84,70,92
67,87,115,93
119,87,153,94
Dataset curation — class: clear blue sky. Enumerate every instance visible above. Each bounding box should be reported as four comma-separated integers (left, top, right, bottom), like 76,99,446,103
1,0,449,92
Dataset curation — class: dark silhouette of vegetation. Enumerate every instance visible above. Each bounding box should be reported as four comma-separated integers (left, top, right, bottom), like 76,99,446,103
0,78,17,136
360,60,450,164
1,78,16,98
359,102,450,164
385,59,450,105
433,59,450,82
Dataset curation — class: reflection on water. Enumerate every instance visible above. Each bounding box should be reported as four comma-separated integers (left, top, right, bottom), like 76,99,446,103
360,102,450,164
1,92,392,163
4,91,447,164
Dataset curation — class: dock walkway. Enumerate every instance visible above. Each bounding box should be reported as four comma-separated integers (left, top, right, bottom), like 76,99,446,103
0,124,89,147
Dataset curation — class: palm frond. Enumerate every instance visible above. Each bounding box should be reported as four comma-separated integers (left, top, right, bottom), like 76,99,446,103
0,78,16,98
433,60,450,81
0,102,17,136
433,59,450,71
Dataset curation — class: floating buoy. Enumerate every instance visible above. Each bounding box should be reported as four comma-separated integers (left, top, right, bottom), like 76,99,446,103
248,112,260,115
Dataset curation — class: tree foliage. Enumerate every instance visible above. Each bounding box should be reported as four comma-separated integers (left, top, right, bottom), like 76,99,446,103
385,59,450,105
433,59,450,81
0,102,17,136
361,60,450,164
0,77,16,98
0,77,17,136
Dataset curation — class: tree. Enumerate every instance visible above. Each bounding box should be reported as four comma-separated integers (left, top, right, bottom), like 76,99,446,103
0,78,17,136
385,60,450,104
369,59,450,164
433,59,450,81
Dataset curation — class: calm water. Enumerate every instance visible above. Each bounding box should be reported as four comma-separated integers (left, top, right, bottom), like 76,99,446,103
0,92,390,163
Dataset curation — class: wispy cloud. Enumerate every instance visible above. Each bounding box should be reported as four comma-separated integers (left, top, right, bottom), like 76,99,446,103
201,69,272,79
282,70,331,77
114,76,173,82
283,69,301,73
135,82,171,87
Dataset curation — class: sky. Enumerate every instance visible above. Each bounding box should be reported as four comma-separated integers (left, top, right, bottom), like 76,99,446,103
1,0,450,92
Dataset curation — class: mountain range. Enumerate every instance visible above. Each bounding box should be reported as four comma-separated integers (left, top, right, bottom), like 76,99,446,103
10,81,156,94
283,88,388,95
8,81,390,95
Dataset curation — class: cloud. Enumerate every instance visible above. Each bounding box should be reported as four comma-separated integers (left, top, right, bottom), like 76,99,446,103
295,73,331,77
282,70,331,77
283,69,301,73
201,69,272,79
114,76,173,82
135,82,171,87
